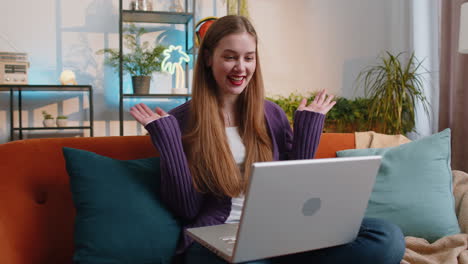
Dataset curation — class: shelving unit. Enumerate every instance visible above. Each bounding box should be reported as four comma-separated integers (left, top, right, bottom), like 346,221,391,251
122,10,193,24
118,0,196,136
123,93,191,98
0,84,94,141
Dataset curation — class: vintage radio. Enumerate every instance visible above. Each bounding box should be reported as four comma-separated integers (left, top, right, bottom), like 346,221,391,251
0,52,29,84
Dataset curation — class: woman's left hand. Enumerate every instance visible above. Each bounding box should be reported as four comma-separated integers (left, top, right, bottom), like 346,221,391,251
297,89,336,115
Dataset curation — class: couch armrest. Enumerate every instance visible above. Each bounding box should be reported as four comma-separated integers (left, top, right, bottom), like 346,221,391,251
0,216,19,264
452,170,468,233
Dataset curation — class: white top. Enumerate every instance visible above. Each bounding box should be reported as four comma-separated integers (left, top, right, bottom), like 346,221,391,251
225,127,246,224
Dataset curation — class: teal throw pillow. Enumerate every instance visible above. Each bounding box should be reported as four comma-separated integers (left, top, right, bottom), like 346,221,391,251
337,128,460,242
63,147,181,264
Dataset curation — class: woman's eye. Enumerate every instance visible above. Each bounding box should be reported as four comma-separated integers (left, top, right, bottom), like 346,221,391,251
224,56,235,60
245,57,254,61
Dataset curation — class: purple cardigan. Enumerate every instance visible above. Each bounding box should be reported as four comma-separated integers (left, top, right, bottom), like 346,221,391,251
144,100,325,253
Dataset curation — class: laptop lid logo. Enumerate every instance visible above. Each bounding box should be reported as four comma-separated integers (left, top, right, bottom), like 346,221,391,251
302,197,321,216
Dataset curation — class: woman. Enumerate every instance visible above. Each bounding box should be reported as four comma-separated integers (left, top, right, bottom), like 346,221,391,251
130,15,405,264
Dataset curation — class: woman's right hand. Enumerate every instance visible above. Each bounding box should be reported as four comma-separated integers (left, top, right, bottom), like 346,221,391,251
130,103,169,126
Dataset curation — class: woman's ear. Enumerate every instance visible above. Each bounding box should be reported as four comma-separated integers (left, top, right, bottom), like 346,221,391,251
204,50,212,67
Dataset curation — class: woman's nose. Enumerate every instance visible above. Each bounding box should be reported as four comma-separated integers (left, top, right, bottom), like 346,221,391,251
234,59,245,72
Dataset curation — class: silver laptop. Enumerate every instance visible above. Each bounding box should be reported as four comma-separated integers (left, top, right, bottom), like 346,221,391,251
186,156,381,263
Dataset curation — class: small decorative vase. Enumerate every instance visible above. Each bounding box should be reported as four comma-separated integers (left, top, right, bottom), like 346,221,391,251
43,119,55,127
132,76,151,94
56,119,68,127
131,0,153,11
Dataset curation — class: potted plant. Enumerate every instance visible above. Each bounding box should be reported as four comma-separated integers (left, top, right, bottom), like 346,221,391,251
355,51,430,134
267,93,373,133
56,115,68,127
96,24,166,94
42,111,55,127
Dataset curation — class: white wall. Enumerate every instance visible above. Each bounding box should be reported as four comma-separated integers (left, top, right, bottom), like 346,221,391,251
0,0,420,143
250,0,411,98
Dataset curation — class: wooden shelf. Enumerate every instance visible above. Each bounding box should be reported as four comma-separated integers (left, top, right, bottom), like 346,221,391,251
123,93,191,98
122,10,193,24
0,85,91,92
13,126,92,130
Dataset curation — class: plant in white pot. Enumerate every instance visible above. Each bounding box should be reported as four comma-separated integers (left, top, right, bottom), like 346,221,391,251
97,24,166,94
42,111,55,127
56,115,68,127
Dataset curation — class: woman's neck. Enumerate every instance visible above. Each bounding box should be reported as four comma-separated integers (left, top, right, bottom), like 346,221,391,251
222,96,238,127
223,111,237,127
221,93,238,109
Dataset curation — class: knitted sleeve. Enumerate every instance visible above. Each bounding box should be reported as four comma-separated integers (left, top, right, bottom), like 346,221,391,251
291,110,325,159
145,116,204,220
280,110,325,160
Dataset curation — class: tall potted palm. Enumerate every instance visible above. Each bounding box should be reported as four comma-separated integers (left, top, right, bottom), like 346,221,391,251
355,51,430,134
97,25,166,94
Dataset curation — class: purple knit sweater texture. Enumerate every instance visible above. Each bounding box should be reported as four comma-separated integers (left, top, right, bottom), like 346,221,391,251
144,100,325,253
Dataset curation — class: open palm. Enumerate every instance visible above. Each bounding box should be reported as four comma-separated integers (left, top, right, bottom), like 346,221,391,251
297,89,336,115
130,103,169,126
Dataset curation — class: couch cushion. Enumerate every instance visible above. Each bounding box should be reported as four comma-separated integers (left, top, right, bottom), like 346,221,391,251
337,128,460,242
315,133,355,158
63,147,180,264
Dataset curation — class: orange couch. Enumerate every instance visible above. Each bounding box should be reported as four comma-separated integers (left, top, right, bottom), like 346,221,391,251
0,133,355,264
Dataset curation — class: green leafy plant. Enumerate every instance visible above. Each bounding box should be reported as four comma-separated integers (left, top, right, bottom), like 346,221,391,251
267,93,372,133
268,93,303,125
326,97,372,132
57,115,68,119
42,111,53,120
96,24,166,76
355,51,430,134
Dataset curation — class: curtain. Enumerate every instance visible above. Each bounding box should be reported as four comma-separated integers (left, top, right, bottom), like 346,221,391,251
440,0,468,171
409,0,441,139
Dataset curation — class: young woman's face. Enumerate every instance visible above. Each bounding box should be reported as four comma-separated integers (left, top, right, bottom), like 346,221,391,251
208,32,257,98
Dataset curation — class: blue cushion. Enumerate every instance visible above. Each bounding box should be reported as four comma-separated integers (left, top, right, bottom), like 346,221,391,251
336,128,460,242
63,147,181,264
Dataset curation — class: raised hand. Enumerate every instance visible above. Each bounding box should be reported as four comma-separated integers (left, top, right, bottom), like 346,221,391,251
129,103,169,126
297,89,336,115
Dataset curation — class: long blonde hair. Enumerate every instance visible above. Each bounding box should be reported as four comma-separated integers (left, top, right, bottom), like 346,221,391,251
183,15,273,197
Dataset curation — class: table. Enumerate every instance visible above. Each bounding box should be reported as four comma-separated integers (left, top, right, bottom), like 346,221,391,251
0,84,94,141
